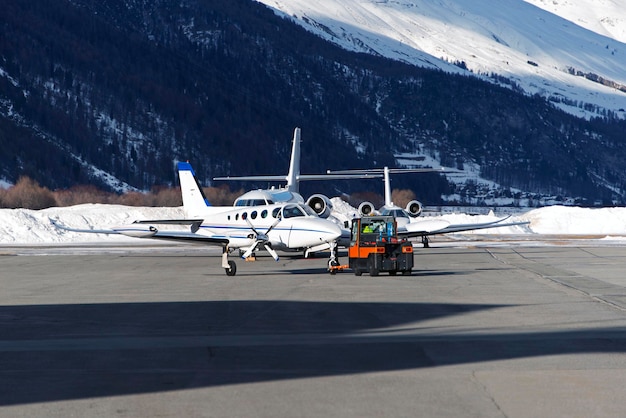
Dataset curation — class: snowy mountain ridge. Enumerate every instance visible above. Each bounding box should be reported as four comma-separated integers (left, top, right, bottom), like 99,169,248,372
257,0,626,119
3,0,626,205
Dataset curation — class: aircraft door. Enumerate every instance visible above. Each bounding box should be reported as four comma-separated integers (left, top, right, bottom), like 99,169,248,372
287,225,293,248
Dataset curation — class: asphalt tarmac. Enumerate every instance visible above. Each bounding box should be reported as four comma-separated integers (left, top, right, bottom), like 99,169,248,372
1,243,626,417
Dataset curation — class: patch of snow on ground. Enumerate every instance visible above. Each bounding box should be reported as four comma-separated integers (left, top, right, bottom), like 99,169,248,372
2,202,626,246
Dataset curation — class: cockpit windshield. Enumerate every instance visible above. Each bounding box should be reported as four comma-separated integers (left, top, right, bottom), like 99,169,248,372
301,205,318,217
235,198,273,206
381,208,409,218
281,204,316,218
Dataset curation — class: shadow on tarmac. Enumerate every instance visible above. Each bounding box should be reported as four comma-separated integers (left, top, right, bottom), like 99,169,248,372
1,300,626,405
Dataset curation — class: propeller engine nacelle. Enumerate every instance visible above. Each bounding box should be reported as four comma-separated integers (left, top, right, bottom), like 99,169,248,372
405,200,423,217
306,194,333,218
358,201,376,217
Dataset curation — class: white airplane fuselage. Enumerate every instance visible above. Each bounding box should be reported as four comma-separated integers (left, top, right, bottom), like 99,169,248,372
191,203,341,251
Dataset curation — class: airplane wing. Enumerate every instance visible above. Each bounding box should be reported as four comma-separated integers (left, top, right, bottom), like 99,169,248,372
399,216,529,239
326,168,445,174
51,219,229,245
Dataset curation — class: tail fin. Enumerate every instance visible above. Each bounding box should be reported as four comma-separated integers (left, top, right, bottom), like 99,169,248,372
285,127,301,193
383,166,393,207
177,162,211,218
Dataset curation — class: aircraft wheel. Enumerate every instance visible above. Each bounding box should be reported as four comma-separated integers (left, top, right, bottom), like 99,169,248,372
225,260,237,276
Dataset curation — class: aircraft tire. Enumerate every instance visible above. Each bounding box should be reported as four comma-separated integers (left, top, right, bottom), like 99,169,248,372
225,260,237,276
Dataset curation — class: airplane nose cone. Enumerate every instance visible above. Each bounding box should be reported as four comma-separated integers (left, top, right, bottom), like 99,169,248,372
317,218,341,239
287,218,343,248
325,220,342,240
310,218,342,241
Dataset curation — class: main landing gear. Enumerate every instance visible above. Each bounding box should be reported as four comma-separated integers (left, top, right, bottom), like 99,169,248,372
222,246,237,276
328,241,340,269
222,241,340,277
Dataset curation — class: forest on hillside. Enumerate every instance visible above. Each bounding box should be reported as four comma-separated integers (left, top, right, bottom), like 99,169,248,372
2,0,626,205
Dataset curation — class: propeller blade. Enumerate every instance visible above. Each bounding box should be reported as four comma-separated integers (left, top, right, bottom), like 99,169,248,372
245,217,260,237
265,216,282,235
240,244,257,259
264,244,280,261
242,216,282,260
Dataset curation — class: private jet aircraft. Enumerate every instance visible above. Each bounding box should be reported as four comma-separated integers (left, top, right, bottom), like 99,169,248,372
53,162,342,276
214,127,380,218
213,127,527,247
326,166,529,247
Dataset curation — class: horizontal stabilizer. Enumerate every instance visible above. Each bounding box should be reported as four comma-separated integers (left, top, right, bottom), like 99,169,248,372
326,167,446,174
213,175,288,182
213,173,384,182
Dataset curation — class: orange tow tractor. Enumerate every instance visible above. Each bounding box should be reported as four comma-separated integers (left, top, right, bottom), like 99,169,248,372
330,215,413,276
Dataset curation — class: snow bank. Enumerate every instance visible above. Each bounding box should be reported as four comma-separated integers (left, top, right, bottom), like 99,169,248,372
0,204,184,244
1,203,626,245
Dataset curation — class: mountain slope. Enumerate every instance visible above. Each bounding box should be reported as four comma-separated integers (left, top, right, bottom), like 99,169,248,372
0,0,392,192
257,0,626,119
1,0,626,205
526,0,626,43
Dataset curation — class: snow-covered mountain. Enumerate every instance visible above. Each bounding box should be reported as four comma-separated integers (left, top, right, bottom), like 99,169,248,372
527,0,626,43
3,0,626,205
257,0,626,119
